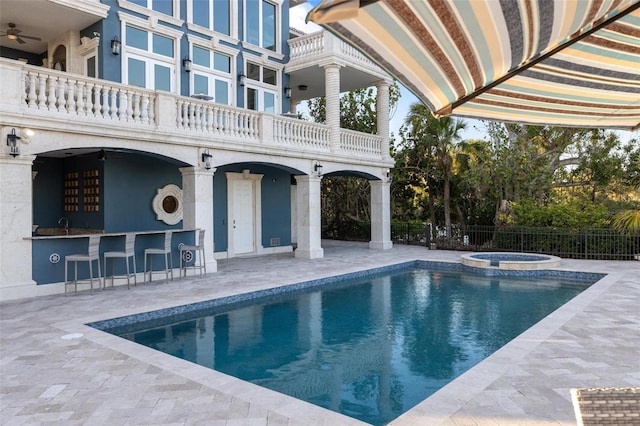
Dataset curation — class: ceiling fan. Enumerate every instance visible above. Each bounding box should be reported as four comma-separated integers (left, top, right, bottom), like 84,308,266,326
1,23,41,44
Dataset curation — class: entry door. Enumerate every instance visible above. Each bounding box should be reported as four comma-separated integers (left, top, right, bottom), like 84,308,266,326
232,179,255,254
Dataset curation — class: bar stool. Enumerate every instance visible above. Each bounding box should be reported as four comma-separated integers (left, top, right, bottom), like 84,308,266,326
103,233,137,289
179,229,206,278
65,235,102,294
144,230,173,283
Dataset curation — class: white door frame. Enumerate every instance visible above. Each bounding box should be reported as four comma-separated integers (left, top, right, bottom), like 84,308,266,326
226,170,263,258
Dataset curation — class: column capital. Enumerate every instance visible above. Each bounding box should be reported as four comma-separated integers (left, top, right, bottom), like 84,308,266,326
179,166,216,176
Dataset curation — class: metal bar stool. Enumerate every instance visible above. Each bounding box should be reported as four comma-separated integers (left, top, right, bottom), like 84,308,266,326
103,233,137,289
65,235,102,294
179,229,206,278
144,230,173,283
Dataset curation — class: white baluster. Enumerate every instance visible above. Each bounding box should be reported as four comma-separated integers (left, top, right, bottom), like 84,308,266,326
66,79,77,114
24,72,34,107
57,78,66,112
110,87,118,119
132,93,140,122
31,73,41,108
148,96,155,124
76,81,86,116
206,105,213,132
126,91,134,121
141,93,149,124
100,86,109,118
176,100,184,127
46,75,56,111
119,89,128,121
194,104,202,130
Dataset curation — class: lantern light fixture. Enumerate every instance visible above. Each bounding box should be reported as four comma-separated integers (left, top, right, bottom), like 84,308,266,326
183,56,192,72
201,150,213,170
111,36,121,55
314,162,323,177
238,73,246,87
6,128,20,157
284,87,292,99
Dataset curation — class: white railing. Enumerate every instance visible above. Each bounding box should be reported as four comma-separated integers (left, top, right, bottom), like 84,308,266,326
273,115,330,150
177,99,261,140
340,129,383,157
23,67,156,125
288,31,382,75
2,59,385,160
288,31,325,61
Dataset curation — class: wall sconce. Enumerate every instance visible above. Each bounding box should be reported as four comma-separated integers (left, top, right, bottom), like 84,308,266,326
6,128,20,157
386,168,392,183
183,56,192,73
111,36,121,56
284,87,292,99
314,162,323,177
98,149,107,161
201,150,213,170
238,73,246,87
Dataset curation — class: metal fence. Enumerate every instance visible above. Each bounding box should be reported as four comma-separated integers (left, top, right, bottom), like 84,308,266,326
390,223,639,260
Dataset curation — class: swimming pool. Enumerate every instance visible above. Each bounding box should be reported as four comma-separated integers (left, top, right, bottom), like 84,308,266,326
91,263,601,425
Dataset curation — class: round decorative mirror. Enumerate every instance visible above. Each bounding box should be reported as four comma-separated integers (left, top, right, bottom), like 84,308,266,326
152,184,183,225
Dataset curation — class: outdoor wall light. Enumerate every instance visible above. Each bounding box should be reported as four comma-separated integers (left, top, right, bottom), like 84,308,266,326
284,87,292,99
201,150,213,170
386,168,392,182
183,56,192,73
6,128,20,157
238,73,246,87
98,149,107,161
111,36,121,55
314,162,323,177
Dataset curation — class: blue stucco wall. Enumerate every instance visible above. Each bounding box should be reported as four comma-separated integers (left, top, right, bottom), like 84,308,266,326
213,164,292,253
33,158,64,228
103,152,182,232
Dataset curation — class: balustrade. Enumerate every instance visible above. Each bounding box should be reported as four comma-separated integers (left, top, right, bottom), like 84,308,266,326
4,60,385,161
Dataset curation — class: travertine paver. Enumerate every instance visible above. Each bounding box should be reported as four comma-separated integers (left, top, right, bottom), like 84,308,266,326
1,241,638,425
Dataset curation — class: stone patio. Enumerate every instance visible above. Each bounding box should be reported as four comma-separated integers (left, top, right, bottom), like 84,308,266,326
1,241,639,425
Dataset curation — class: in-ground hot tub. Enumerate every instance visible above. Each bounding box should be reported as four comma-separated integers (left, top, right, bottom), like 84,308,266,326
461,252,561,270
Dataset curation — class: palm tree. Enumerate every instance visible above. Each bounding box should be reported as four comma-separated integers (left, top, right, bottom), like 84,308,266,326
403,104,466,236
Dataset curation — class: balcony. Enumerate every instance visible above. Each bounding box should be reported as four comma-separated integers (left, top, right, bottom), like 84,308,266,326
0,59,389,165
286,31,390,102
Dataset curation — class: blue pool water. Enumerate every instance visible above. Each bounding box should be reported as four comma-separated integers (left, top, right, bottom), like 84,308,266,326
95,265,599,425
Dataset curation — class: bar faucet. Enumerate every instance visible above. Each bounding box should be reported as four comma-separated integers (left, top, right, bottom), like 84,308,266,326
58,217,69,235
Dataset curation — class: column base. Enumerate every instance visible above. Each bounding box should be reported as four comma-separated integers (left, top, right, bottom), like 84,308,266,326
295,248,324,259
369,240,393,250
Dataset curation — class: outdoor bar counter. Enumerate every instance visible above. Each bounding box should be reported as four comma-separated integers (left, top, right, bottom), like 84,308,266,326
28,229,198,285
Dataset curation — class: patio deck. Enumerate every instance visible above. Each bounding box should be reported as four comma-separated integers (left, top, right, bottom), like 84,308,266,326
1,241,638,425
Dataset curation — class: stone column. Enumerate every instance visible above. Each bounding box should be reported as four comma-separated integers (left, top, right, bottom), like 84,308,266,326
0,154,37,301
376,79,392,159
294,174,324,259
324,64,342,152
180,166,217,272
369,180,393,250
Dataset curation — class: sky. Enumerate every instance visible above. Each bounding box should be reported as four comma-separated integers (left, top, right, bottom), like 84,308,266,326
289,3,637,145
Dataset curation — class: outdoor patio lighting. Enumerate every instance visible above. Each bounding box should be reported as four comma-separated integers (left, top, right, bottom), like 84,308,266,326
6,128,20,157
284,87,292,99
111,36,121,55
98,149,107,161
297,84,307,91
314,162,323,177
201,150,213,170
183,56,192,73
238,73,246,87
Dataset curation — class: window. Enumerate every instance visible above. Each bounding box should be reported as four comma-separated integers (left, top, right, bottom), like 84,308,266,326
191,0,230,36
124,25,176,92
246,0,277,51
189,46,232,104
244,61,278,112
128,0,173,16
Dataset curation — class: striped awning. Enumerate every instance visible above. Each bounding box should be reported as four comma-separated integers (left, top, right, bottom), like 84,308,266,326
308,0,640,130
